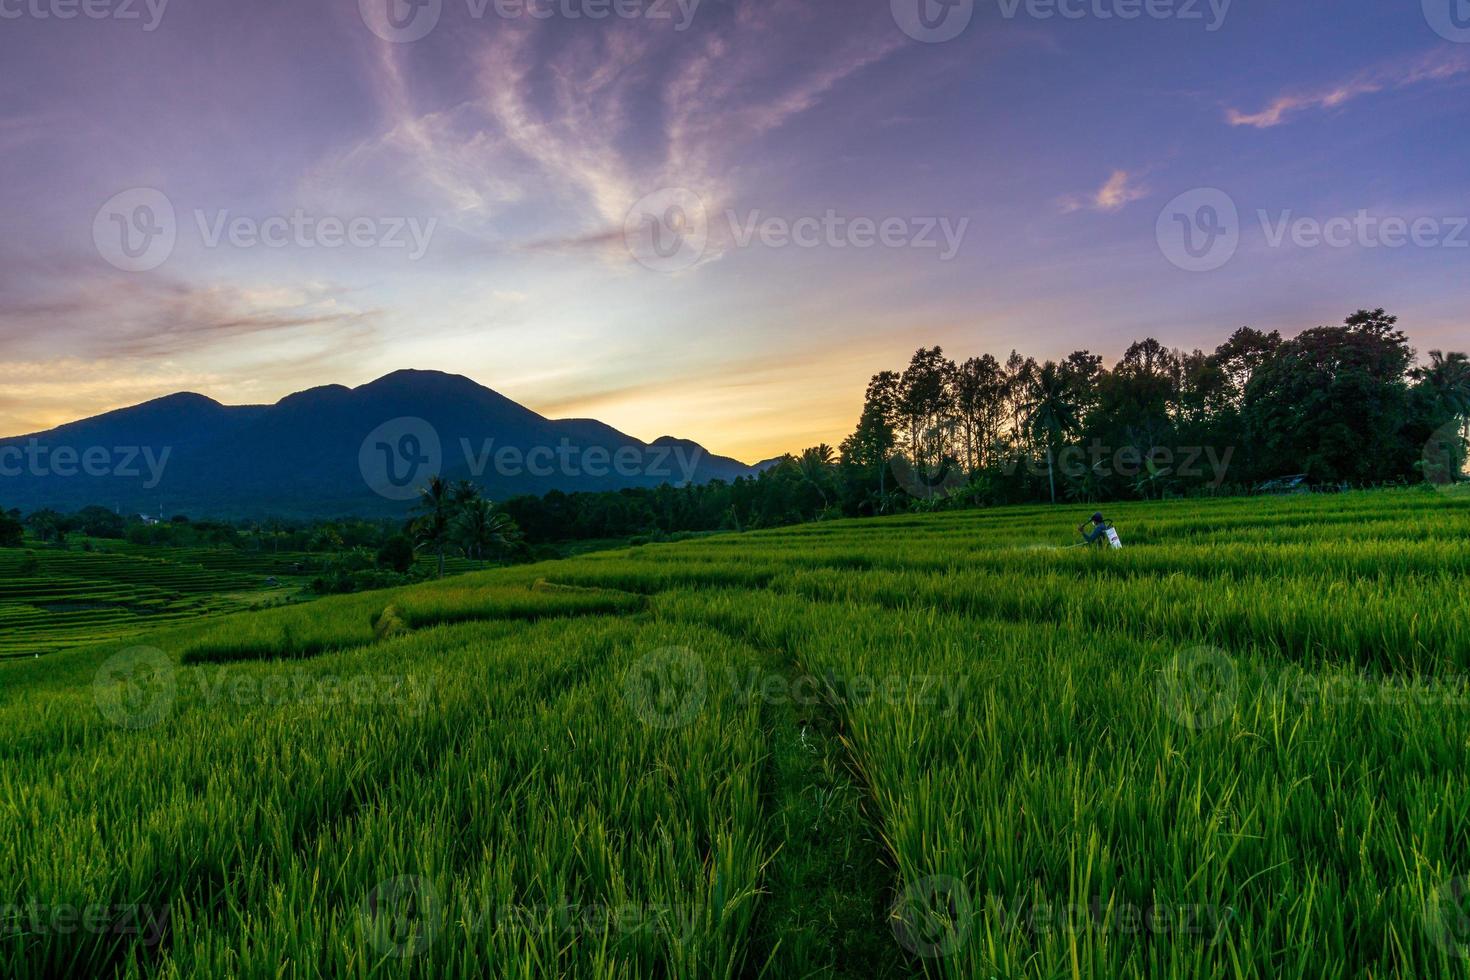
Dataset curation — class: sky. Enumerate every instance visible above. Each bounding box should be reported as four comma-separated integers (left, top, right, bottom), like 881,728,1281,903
1,0,1467,462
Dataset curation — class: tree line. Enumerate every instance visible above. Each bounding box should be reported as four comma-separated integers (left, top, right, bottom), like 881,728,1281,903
503,308,1467,536
4,309,1465,554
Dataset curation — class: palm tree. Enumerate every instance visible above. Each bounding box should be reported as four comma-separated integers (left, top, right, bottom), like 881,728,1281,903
411,475,454,577
1414,351,1470,482
453,497,519,563
798,444,836,508
1022,361,1082,505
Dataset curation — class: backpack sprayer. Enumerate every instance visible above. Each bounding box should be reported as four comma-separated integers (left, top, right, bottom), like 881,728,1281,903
1069,515,1123,550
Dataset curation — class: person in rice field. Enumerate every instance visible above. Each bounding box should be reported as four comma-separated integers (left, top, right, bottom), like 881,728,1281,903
1077,512,1111,547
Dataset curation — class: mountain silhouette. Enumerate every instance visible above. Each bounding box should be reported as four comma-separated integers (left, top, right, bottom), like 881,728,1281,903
0,370,765,519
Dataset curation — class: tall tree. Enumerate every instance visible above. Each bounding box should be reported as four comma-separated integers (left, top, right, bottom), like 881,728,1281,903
452,497,519,563
1243,310,1414,482
411,475,455,577
1022,360,1083,504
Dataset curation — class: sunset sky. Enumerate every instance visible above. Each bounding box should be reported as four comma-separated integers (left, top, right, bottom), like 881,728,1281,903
2,0,1467,462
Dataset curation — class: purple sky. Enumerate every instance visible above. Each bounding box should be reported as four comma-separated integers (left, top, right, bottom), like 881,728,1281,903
2,0,1467,460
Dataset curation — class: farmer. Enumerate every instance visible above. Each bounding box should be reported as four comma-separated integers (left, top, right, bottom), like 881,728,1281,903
1077,512,1110,546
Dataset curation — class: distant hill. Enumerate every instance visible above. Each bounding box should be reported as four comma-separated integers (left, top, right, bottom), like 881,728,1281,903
0,370,765,519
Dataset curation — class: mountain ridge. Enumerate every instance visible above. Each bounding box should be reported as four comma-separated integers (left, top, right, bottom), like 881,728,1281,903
0,371,769,519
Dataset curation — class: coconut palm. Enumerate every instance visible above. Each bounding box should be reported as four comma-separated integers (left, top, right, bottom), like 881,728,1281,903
410,475,454,577
1021,361,1083,504
798,444,836,508
453,497,519,563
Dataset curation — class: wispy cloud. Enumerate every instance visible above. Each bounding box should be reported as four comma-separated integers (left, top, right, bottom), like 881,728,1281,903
1226,48,1470,129
1060,170,1149,214
329,0,904,263
0,259,375,361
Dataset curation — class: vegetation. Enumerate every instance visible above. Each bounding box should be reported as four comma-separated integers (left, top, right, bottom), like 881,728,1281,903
1,488,1468,978
502,309,1467,540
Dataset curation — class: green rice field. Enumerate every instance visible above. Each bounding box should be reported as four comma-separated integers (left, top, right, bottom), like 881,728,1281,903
3,487,1470,978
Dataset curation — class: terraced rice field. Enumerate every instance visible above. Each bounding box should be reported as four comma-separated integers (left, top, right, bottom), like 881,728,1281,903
0,548,302,658
2,488,1469,978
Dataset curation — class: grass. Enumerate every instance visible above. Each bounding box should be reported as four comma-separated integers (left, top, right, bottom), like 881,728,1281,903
2,487,1469,977
0,545,309,659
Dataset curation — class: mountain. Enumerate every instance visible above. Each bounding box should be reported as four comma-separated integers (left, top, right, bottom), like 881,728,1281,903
0,370,765,519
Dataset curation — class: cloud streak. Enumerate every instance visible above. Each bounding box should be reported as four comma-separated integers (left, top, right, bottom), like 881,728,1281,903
331,0,905,263
1060,170,1149,214
1227,48,1470,128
